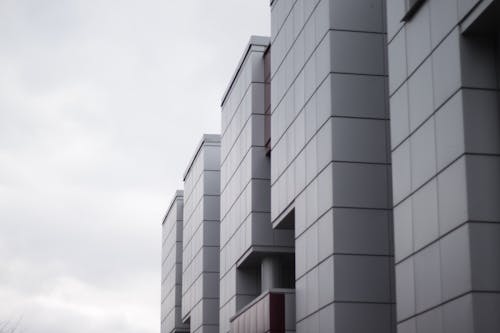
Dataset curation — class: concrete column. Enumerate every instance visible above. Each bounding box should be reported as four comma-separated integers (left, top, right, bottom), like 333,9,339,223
261,256,281,292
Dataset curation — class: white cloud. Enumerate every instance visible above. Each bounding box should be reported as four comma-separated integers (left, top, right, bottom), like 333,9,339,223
0,0,270,331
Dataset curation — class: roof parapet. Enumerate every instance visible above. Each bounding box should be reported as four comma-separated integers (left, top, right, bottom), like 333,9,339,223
162,190,184,225
182,134,221,181
221,35,270,107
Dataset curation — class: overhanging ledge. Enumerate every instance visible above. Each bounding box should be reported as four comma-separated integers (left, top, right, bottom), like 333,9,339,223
220,35,270,107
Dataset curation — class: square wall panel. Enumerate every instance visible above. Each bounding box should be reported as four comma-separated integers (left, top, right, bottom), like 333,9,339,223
252,147,271,180
318,256,334,308
305,267,319,318
442,294,474,333
387,0,406,40
203,247,220,272
203,221,220,247
202,299,220,325
305,179,319,228
460,33,497,90
203,273,220,299
304,54,317,103
318,304,335,333
305,222,319,272
317,164,334,217
412,178,439,251
429,0,459,48
431,28,461,109
297,313,320,333
392,140,412,205
463,89,500,156
331,73,388,119
251,179,271,212
318,209,334,261
332,117,389,163
305,135,318,183
330,0,385,33
295,232,307,278
388,29,407,94
332,162,390,209
437,157,468,235
416,306,444,333
466,155,500,222
390,82,410,149
316,74,332,128
396,257,416,321
251,213,274,246
204,146,221,171
295,274,307,320
333,208,391,255
414,243,442,312
315,32,332,89
435,91,464,171
472,293,500,332
398,318,417,333
334,255,392,303
335,303,394,333
294,191,307,237
470,223,500,292
330,30,385,75
316,119,333,172
440,224,471,301
410,118,437,191
204,195,221,221
315,0,330,44
295,148,307,194
408,59,434,132
405,1,431,73
394,198,413,262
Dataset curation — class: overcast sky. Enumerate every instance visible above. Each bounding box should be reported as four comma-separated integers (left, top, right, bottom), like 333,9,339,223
0,1,269,332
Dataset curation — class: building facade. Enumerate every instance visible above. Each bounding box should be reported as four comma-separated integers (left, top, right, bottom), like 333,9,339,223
161,1,500,332
181,135,221,333
269,0,394,331
387,0,500,332
161,191,189,333
220,36,295,333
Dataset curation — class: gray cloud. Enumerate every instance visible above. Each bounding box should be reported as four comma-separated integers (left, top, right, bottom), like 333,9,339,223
0,0,269,332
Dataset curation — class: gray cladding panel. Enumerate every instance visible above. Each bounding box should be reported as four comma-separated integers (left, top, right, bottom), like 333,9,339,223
388,1,500,331
182,138,220,331
161,194,188,333
272,1,393,332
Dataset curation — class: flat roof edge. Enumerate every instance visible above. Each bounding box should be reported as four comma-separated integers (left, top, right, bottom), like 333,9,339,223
162,190,184,224
182,134,221,181
220,35,270,107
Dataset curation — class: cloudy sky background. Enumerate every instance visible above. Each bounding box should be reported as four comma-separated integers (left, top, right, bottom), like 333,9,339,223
0,1,269,332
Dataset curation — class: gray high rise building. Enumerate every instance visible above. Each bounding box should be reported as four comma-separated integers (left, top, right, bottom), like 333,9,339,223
161,191,189,333
181,135,221,333
161,1,500,332
269,0,394,332
387,0,500,332
220,36,295,333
